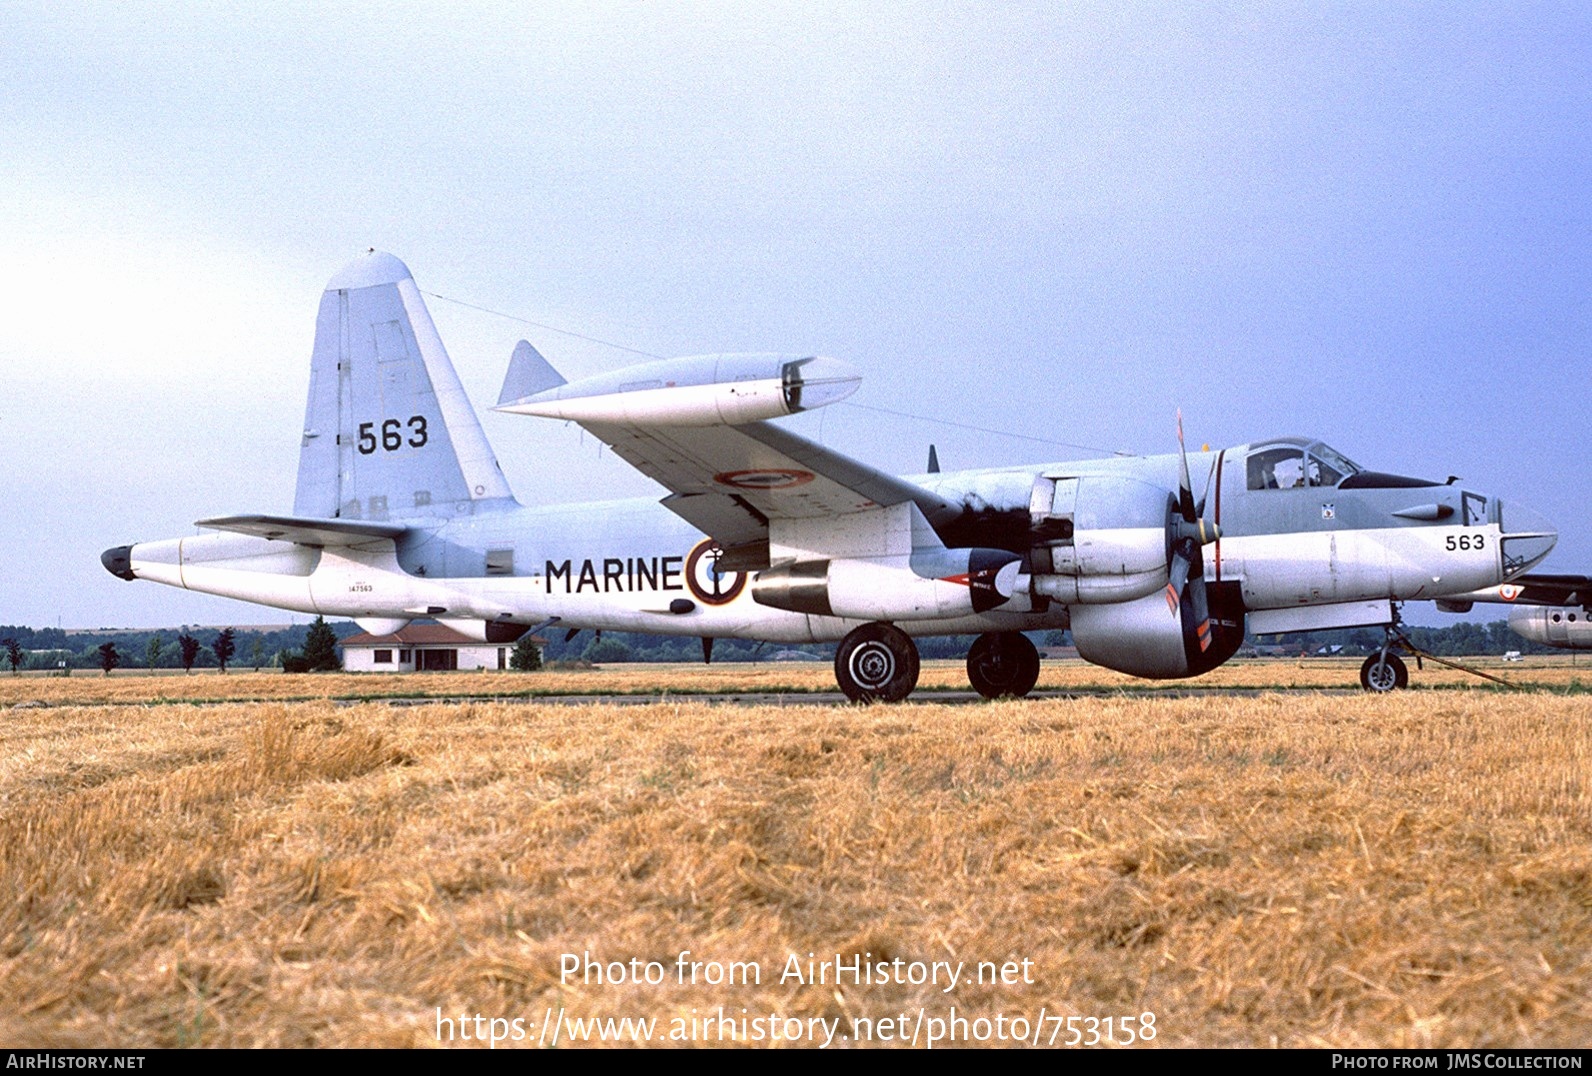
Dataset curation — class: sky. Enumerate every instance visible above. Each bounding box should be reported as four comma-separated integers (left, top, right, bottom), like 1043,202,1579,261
3,2,1589,630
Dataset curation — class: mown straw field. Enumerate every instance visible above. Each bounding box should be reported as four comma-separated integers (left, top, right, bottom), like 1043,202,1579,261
2,668,1588,1048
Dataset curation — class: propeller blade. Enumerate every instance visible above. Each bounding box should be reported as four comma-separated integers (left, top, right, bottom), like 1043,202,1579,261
1168,545,1192,594
1188,574,1213,652
1166,538,1193,615
1172,413,1217,650
1176,409,1197,523
1195,453,1218,519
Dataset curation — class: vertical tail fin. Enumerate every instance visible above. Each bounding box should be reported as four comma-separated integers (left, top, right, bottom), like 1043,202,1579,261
294,251,514,520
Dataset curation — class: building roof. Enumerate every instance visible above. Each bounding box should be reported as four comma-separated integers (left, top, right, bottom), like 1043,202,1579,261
342,625,546,647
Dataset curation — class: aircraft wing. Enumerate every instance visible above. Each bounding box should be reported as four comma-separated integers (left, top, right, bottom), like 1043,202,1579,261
1435,573,1592,610
196,514,409,547
1489,573,1592,606
579,419,959,567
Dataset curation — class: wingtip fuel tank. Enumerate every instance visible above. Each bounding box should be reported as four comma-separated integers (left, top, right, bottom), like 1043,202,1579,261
495,353,860,426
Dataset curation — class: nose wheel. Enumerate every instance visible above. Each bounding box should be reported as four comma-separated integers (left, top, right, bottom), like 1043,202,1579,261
966,631,1041,699
1359,651,1408,692
835,622,920,703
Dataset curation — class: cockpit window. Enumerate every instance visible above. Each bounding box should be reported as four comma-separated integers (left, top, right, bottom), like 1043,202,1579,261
1307,441,1361,485
1247,447,1307,490
1248,440,1363,491
1307,456,1341,487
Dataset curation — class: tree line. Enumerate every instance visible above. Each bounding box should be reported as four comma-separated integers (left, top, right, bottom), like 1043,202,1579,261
0,616,1570,675
0,618,359,673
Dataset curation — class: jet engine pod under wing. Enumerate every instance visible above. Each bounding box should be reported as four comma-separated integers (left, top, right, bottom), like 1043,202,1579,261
754,548,1022,621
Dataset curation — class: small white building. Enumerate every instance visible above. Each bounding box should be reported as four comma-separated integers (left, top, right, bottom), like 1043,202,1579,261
340,624,542,672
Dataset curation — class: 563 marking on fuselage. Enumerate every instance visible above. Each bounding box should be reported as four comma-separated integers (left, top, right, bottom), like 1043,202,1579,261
357,415,429,455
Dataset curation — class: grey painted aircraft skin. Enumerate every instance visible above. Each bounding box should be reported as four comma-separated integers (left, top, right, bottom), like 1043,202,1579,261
101,252,1564,698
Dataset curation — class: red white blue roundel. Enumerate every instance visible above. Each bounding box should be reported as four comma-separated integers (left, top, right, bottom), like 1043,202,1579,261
712,468,815,490
686,539,747,605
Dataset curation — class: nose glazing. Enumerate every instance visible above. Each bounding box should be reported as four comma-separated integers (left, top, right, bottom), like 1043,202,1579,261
1498,501,1556,578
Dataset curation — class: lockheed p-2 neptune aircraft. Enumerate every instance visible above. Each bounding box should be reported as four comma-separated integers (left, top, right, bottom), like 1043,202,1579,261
102,251,1564,700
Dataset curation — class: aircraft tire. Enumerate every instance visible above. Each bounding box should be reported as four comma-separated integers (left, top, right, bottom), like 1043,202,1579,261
1359,652,1409,692
966,631,1041,699
835,622,920,703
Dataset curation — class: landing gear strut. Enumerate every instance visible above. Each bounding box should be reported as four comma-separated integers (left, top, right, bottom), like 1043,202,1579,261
966,631,1041,699
1361,612,1412,692
834,622,919,703
1359,608,1519,693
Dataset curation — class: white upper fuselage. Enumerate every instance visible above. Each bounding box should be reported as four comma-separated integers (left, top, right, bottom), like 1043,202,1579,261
119,445,1548,644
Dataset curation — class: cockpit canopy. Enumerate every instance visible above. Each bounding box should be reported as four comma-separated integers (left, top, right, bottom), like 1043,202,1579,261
1245,438,1363,491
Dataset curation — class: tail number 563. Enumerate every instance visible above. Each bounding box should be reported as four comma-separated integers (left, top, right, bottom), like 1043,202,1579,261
357,416,428,454
1445,534,1485,551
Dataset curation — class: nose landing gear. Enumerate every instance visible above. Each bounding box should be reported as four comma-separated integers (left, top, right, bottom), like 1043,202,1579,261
1359,649,1409,692
1358,607,1518,692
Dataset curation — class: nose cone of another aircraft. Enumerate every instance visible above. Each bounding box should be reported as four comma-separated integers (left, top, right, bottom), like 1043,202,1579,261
101,545,137,581
1499,501,1557,578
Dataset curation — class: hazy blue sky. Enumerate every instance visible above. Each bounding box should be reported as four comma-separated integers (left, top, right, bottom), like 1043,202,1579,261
3,3,1589,629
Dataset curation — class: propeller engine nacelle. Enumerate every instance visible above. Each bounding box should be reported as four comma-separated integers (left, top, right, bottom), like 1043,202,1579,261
1027,476,1173,604
753,548,1022,621
1069,583,1245,678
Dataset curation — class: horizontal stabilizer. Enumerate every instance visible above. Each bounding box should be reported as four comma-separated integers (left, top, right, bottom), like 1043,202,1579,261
497,340,567,407
197,514,408,547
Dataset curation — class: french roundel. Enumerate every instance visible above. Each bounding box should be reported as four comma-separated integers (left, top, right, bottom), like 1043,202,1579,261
712,468,815,490
685,539,747,605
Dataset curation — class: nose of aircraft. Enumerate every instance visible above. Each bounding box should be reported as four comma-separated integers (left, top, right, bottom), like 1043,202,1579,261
101,545,137,581
1498,501,1556,578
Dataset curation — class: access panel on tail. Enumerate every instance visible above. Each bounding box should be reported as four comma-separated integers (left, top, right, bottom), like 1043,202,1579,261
294,251,514,522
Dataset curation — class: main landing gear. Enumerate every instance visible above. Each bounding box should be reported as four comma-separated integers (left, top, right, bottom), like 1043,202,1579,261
833,625,1043,703
966,631,1041,699
834,622,920,703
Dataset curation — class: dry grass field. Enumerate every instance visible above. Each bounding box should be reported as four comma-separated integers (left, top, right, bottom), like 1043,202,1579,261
2,665,1589,1048
1,654,1586,705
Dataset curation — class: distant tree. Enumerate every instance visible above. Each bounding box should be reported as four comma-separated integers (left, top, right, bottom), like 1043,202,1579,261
509,635,542,671
583,637,633,664
3,638,21,675
301,616,342,672
250,637,265,670
145,633,164,671
178,633,202,673
212,628,236,673
97,642,120,676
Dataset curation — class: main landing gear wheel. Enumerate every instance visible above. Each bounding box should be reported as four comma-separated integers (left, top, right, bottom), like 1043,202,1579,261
835,622,920,703
1360,652,1409,693
966,631,1041,700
